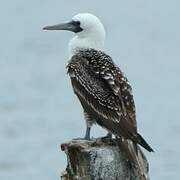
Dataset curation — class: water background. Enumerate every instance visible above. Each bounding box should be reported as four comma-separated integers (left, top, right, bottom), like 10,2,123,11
0,0,180,179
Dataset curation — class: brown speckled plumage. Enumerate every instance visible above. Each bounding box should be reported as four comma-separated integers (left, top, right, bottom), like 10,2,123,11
67,48,153,152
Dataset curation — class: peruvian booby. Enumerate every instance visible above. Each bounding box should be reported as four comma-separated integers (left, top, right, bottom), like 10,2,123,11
43,13,153,153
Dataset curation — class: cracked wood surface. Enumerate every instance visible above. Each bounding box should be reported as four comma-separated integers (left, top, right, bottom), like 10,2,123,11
60,138,149,180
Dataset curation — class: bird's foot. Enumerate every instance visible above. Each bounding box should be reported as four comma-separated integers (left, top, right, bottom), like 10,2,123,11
72,137,92,141
100,132,113,142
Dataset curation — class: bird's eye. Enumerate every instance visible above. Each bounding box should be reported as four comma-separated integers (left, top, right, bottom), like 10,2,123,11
72,20,81,26
75,21,80,26
69,20,83,33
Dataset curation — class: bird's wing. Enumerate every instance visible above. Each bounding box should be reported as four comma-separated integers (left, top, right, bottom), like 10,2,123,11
68,49,137,137
104,65,137,128
106,66,138,136
86,50,137,133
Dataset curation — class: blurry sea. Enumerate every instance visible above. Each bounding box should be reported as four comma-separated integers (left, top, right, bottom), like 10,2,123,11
0,0,180,179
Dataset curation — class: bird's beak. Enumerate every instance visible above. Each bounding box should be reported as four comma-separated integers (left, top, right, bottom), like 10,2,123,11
43,21,82,33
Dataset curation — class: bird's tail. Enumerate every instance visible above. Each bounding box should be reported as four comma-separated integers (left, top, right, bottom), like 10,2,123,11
137,133,154,152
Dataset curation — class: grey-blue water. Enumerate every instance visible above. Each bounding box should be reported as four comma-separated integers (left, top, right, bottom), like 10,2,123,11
0,0,179,179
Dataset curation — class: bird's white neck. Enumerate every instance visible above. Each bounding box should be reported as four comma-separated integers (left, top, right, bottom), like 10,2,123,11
68,27,105,57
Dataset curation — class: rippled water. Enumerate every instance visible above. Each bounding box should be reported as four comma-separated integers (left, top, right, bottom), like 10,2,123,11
0,1,180,179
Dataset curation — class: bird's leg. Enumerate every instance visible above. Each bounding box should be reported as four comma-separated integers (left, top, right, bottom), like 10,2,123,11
83,111,93,140
84,126,91,140
72,126,91,141
73,123,92,141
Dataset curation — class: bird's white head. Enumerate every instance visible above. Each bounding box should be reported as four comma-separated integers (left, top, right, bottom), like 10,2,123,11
43,13,106,56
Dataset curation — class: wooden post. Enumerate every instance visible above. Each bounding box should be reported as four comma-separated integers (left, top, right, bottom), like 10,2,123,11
61,138,149,180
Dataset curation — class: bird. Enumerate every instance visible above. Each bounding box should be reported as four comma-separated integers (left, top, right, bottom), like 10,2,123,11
43,13,154,154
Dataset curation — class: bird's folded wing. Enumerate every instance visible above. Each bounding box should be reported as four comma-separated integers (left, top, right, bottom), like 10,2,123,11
68,50,137,136
86,51,138,135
